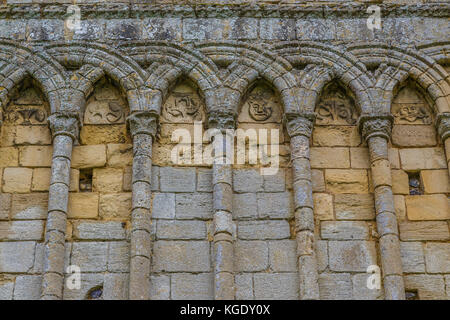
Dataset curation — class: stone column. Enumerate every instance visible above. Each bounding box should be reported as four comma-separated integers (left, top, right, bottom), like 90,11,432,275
208,110,236,300
359,115,405,300
127,111,158,300
285,113,320,300
437,113,450,176
41,112,80,300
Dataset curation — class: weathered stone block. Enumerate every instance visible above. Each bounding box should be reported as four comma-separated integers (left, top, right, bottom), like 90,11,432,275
233,193,257,220
268,240,297,272
0,220,44,240
19,146,52,167
311,169,325,192
2,168,32,193
10,193,48,220
149,275,170,300
335,194,375,220
329,241,377,272
171,273,213,300
151,192,175,219
238,220,290,240
319,273,353,300
421,170,449,194
197,168,213,192
399,221,450,241
321,221,370,240
93,168,123,193
404,275,446,300
80,125,130,145
0,281,13,300
316,240,328,272
0,193,11,220
71,242,108,272
352,273,383,300
405,194,449,220
107,241,130,273
313,193,334,220
0,147,19,167
399,148,446,170
350,147,370,169
400,241,425,273
13,275,42,300
72,145,107,169
233,169,263,193
63,273,104,300
103,273,129,300
257,192,292,219
424,243,450,273
235,274,253,300
106,144,133,167
175,193,213,220
152,241,210,272
391,170,409,195
73,221,127,240
14,126,51,145
263,169,285,192
325,169,369,193
235,240,268,272
310,147,350,168
157,220,206,240
0,241,35,272
312,126,361,147
160,167,196,192
392,125,437,147
68,193,98,219
254,273,299,300
99,193,131,219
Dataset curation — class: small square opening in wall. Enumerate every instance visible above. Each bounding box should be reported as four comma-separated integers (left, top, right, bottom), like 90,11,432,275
79,169,93,192
405,290,419,300
407,172,423,195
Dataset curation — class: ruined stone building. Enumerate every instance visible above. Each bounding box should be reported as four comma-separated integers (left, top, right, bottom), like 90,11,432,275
0,0,449,300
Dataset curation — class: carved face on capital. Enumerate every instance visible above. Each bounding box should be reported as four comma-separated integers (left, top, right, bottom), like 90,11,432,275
248,100,273,121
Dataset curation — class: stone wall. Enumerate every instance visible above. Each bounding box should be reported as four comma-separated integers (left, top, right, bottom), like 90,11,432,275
0,1,449,300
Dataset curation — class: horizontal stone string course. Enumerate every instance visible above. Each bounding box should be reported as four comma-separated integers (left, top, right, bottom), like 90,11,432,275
359,115,405,300
41,112,81,300
285,113,320,300
127,111,158,300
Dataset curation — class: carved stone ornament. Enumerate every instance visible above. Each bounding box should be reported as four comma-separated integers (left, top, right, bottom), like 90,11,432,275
47,112,81,141
248,100,273,121
127,111,159,138
162,93,205,123
207,110,236,131
436,113,450,141
392,104,432,125
315,85,357,125
84,101,126,124
284,113,316,138
5,106,47,125
358,114,393,142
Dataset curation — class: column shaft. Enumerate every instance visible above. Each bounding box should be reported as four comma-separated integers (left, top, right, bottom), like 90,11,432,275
437,114,450,176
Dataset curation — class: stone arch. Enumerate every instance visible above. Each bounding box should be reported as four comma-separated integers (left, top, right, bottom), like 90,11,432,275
347,43,450,114
197,41,297,114
0,41,66,116
274,42,373,115
120,41,222,114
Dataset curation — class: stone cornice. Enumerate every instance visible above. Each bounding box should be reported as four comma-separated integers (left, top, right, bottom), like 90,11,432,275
0,3,449,19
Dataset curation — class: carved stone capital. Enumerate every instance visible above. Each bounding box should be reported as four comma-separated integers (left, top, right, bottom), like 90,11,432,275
47,112,81,141
358,114,393,142
207,110,236,131
436,113,450,141
284,113,316,138
127,111,159,138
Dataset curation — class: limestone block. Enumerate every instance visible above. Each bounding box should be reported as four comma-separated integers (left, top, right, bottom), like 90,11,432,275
143,17,182,40
329,240,377,272
11,193,48,220
233,193,257,220
394,195,406,220
72,145,107,169
319,273,353,300
103,273,129,300
399,148,446,170
99,193,131,219
404,275,446,300
31,168,79,192
160,167,196,192
238,220,290,240
175,193,213,220
268,240,297,272
391,170,409,194
2,167,32,193
171,273,213,300
13,275,42,300
73,221,127,240
405,194,449,220
335,194,375,220
149,275,170,300
235,274,253,300
151,192,175,219
263,169,285,192
310,147,350,168
313,193,334,220
152,241,211,272
399,221,450,241
14,126,51,145
312,126,361,147
157,220,206,240
68,193,99,219
197,168,213,192
0,193,11,220
257,192,292,219
0,220,44,240
93,168,123,193
424,243,450,273
80,125,130,145
388,148,400,169
0,281,13,300
0,241,35,272
107,241,130,273
392,125,437,147
63,273,104,300
350,147,370,169
253,273,299,300
400,242,426,273
316,240,328,272
106,144,133,167
260,18,296,40
19,146,52,167
233,169,264,193
71,242,108,272
321,221,370,240
352,273,383,300
0,147,19,167
421,170,449,194
311,169,325,192
235,240,268,272
325,169,369,193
